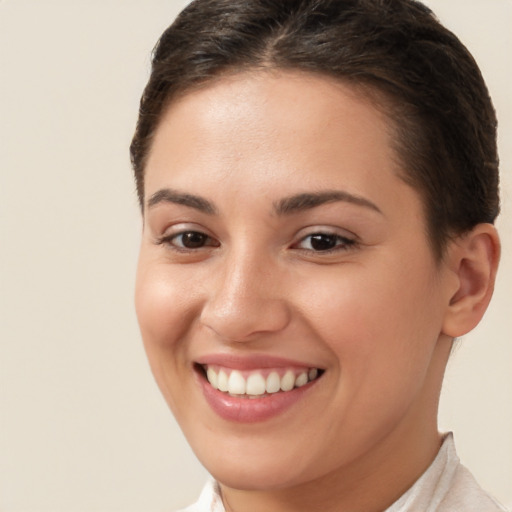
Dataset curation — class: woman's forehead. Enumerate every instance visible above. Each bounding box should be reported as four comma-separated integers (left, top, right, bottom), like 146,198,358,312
146,71,396,183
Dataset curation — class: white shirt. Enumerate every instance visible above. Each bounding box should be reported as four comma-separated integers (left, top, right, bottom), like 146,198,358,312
178,434,508,512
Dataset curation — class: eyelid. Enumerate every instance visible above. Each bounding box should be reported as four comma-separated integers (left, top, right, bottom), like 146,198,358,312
291,226,359,254
294,225,358,242
155,223,220,249
157,222,212,238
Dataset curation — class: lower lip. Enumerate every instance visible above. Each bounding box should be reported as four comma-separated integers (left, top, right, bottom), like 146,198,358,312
198,372,320,423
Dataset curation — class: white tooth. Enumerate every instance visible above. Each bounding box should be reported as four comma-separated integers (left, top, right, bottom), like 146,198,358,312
308,368,318,381
228,370,246,395
206,367,218,389
295,371,308,388
217,369,229,392
266,372,281,394
246,373,266,395
281,370,295,391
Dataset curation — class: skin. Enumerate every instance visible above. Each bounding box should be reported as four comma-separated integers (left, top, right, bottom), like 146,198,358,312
135,70,499,512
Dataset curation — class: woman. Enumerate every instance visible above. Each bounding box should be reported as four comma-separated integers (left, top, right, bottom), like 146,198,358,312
131,0,505,510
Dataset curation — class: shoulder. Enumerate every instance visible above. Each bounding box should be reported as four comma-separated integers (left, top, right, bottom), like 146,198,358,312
387,433,508,512
437,462,508,512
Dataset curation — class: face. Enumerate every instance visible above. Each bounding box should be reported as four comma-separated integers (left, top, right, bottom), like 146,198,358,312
135,71,455,491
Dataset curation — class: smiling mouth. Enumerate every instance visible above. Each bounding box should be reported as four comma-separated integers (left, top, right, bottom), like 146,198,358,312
198,364,324,398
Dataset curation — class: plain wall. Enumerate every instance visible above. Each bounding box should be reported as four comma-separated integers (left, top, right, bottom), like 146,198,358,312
0,1,510,510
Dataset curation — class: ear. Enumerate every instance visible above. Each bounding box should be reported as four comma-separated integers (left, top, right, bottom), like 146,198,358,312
442,223,500,338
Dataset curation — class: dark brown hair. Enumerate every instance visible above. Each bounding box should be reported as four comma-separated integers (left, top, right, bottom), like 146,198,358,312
130,0,499,257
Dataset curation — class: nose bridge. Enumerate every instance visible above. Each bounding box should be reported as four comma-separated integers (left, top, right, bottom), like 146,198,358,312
200,243,290,342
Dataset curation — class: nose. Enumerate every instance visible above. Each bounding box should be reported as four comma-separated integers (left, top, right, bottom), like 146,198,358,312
199,251,291,343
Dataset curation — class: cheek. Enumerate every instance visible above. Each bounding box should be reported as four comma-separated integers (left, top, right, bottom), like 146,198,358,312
135,261,196,346
134,261,202,399
297,260,443,366
297,263,444,432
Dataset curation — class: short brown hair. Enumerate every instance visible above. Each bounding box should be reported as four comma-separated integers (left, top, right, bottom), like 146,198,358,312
130,0,499,257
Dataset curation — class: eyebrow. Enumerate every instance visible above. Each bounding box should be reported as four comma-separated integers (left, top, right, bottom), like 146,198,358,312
146,188,382,217
274,190,382,215
147,188,217,215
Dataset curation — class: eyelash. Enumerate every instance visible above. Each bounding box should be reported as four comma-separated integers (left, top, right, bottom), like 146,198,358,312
293,232,358,254
156,230,358,255
156,230,219,251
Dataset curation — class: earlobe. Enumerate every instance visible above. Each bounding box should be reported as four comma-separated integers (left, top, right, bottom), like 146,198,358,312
442,224,500,338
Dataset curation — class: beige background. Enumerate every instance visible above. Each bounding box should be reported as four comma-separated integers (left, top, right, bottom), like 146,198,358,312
0,1,510,510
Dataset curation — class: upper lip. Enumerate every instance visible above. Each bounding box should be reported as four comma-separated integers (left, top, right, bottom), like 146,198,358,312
195,353,323,371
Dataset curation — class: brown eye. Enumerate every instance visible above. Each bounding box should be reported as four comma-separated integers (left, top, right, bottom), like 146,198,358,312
296,232,356,252
170,231,220,249
177,231,209,248
157,229,220,251
309,234,338,251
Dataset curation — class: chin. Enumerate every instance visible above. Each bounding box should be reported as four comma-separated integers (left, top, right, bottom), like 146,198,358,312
208,459,310,492
187,430,323,492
